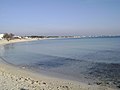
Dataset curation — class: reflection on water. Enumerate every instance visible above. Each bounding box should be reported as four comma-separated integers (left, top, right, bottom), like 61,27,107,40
0,44,15,57
0,38,120,88
0,43,15,50
0,46,5,56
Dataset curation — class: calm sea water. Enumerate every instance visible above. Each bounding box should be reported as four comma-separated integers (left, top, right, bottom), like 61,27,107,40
0,37,120,87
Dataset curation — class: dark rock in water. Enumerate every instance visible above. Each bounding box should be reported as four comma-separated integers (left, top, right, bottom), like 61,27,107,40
117,85,120,88
96,82,102,85
88,83,92,85
117,81,120,84
86,62,120,88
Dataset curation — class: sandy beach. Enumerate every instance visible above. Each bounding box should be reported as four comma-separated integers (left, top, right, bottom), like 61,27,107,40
0,38,39,45
0,39,117,90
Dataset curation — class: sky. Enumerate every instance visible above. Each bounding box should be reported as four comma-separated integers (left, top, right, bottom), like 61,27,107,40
0,0,120,36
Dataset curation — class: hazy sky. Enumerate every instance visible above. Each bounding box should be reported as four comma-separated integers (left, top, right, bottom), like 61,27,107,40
0,0,120,36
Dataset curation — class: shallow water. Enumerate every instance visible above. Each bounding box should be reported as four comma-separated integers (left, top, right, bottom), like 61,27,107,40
0,37,120,87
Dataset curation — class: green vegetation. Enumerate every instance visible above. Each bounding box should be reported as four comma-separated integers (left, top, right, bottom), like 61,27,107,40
3,33,14,41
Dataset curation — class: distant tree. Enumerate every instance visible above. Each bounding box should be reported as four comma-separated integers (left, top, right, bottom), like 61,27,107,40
9,33,14,40
3,33,14,41
3,33,9,41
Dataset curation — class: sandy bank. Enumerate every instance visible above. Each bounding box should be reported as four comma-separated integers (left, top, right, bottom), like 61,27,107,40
0,38,39,45
0,39,117,90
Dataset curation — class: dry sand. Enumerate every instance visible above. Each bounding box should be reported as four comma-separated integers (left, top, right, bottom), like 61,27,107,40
0,39,117,90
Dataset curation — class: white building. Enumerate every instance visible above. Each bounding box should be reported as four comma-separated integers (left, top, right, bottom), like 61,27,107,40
0,34,4,40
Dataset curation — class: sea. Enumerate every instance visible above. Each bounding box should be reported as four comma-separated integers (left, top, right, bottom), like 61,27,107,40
0,37,120,88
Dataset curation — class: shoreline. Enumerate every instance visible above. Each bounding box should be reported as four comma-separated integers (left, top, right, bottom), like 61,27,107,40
0,38,40,46
0,39,117,90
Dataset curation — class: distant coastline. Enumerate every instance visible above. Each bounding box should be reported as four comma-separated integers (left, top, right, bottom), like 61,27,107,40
25,35,120,39
1,33,120,42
